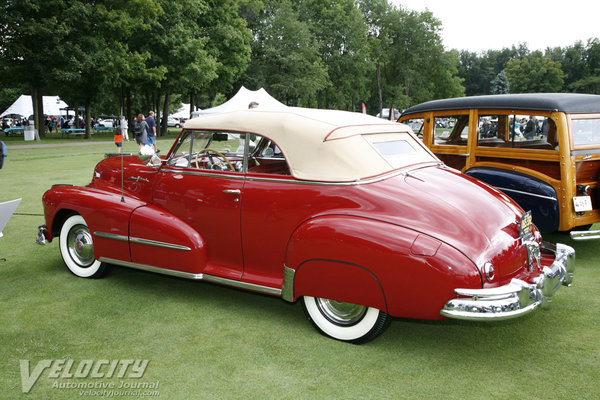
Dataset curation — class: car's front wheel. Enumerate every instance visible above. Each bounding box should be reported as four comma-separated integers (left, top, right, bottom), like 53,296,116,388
302,296,390,344
59,214,110,278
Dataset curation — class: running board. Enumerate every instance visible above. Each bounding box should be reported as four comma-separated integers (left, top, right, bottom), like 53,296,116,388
570,229,600,240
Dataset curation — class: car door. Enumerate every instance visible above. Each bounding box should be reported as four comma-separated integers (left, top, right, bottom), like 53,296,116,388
130,130,245,279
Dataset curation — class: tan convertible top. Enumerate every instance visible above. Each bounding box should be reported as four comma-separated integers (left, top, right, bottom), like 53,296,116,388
184,107,437,182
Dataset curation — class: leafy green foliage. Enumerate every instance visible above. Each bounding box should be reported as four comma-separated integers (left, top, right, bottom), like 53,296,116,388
505,51,564,93
2,0,600,120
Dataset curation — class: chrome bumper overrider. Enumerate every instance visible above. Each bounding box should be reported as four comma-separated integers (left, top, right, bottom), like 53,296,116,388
441,242,575,321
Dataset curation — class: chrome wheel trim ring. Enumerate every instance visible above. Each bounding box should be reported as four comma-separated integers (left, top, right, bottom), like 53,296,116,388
315,298,368,326
67,224,95,267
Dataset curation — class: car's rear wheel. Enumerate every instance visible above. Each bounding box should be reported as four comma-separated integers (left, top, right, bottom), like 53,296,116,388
59,214,110,278
302,296,390,344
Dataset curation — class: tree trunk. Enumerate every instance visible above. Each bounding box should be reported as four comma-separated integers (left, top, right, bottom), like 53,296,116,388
161,91,170,137
31,86,44,136
84,103,91,139
126,87,132,131
119,86,125,117
155,91,162,135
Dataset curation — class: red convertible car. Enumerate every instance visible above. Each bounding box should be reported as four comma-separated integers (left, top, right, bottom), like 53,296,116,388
38,108,575,343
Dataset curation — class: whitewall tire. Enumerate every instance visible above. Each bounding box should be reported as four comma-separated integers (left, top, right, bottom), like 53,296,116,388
302,296,390,344
59,215,109,278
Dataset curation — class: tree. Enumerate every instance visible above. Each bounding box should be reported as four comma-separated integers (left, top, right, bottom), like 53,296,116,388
297,0,371,110
49,0,163,138
457,50,494,96
0,0,69,134
244,0,328,106
134,0,217,136
373,5,463,109
504,51,564,93
491,71,510,94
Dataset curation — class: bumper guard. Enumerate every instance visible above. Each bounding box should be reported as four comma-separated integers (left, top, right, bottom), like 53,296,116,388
441,242,575,321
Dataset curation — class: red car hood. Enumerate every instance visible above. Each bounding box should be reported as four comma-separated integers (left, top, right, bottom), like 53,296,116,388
357,166,526,269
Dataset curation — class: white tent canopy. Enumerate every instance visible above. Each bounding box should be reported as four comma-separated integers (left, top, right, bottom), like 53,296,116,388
171,103,192,120
192,87,287,117
0,95,68,118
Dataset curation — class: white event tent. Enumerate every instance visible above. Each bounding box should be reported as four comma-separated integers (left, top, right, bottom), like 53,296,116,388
170,103,192,120
191,87,287,118
0,95,68,118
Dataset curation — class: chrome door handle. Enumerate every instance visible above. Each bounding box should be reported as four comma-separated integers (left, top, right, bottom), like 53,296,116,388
128,176,149,183
222,189,241,195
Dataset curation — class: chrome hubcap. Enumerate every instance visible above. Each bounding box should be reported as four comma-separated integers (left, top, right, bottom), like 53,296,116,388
315,298,367,326
67,224,95,267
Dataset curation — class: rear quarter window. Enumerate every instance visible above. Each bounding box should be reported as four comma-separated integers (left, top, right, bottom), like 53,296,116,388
572,118,600,146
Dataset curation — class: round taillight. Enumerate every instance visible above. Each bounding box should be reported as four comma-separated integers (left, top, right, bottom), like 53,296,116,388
484,262,495,282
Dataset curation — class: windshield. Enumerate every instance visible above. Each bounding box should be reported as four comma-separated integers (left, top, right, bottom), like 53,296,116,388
572,118,600,146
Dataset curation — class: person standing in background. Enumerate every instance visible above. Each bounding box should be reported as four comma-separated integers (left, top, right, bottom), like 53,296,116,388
135,114,149,150
120,115,129,141
114,127,123,153
146,111,157,151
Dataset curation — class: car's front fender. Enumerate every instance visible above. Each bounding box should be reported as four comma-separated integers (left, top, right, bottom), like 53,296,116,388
43,184,147,262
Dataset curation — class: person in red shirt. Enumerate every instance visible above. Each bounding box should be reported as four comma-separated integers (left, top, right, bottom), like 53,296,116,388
114,127,123,153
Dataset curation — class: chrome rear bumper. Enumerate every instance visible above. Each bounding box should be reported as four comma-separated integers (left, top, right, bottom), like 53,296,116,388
440,242,575,321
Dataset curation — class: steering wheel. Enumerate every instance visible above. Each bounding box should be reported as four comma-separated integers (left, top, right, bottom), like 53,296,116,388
194,148,235,171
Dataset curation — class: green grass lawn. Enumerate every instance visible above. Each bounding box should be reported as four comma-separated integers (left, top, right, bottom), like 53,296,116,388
0,141,599,399
1,127,182,145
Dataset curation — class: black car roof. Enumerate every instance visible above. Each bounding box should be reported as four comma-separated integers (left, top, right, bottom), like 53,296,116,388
401,93,600,116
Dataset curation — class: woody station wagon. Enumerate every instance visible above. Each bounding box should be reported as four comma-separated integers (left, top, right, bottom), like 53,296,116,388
399,93,600,238
38,107,575,343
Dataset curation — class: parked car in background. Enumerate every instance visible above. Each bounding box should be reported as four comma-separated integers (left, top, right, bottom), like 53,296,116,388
400,94,600,237
38,108,575,343
167,116,182,128
376,108,401,120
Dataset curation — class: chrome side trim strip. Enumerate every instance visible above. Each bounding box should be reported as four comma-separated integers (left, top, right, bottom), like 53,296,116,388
99,257,203,279
493,186,557,201
94,232,191,251
98,257,282,297
162,162,440,187
94,232,129,242
202,275,282,296
162,169,246,181
129,237,191,251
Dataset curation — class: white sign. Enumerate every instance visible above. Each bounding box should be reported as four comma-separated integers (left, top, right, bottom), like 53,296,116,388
573,196,593,212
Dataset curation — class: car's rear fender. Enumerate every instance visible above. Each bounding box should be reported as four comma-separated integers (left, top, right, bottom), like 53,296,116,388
465,167,559,232
284,215,482,318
